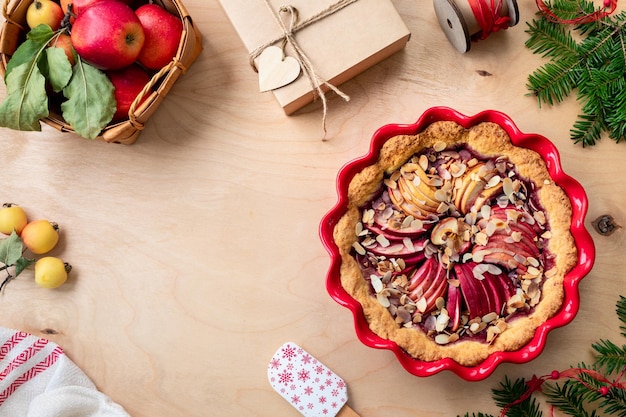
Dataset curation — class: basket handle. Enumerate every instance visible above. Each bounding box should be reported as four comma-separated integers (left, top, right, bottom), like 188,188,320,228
127,57,188,129
3,0,27,31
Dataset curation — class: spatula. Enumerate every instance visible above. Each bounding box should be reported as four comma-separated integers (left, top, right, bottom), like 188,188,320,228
268,342,359,417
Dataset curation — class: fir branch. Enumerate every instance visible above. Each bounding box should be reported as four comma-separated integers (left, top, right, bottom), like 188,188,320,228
592,339,626,376
493,377,543,417
525,17,579,60
460,296,626,416
618,296,626,337
543,380,598,417
526,2,626,146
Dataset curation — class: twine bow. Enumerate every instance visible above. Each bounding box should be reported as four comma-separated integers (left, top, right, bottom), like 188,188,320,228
249,0,359,137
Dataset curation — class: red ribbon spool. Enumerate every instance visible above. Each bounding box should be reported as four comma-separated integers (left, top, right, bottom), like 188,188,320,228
433,0,519,52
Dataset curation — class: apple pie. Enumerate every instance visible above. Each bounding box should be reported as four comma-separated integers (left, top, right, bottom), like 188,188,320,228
332,121,577,366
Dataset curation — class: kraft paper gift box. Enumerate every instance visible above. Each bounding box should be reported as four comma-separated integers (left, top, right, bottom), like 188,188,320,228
219,0,411,114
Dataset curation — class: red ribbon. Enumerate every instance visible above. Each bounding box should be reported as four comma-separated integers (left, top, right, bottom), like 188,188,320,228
535,0,618,24
468,0,512,40
499,366,626,417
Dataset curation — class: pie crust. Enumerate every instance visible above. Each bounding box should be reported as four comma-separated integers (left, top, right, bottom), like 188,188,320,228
332,121,578,367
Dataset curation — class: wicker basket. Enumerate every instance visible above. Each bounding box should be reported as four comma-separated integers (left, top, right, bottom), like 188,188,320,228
0,0,203,144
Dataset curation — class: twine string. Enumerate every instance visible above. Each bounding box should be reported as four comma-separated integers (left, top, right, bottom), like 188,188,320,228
468,0,511,40
535,0,617,25
249,0,358,136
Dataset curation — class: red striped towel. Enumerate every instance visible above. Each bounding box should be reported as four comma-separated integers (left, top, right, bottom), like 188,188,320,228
0,327,130,416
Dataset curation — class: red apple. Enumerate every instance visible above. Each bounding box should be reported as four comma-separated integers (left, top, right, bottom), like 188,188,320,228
70,0,144,70
49,33,76,66
135,4,183,70
60,0,132,17
107,64,151,121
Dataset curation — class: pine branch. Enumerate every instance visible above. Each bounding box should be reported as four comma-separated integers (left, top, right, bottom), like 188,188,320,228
543,380,597,417
601,385,626,417
592,339,626,376
525,17,579,60
618,296,626,337
527,55,582,106
492,377,543,417
526,2,626,146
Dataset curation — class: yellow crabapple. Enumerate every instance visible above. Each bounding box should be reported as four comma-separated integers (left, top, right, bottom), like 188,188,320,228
34,257,71,288
0,204,28,235
26,0,65,31
21,219,59,254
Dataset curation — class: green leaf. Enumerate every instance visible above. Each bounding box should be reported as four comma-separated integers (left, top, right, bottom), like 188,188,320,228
0,231,24,266
61,59,115,139
44,46,73,93
14,256,34,277
0,61,48,131
5,24,55,80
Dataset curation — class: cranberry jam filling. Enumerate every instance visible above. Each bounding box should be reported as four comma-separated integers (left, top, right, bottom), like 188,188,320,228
352,144,557,345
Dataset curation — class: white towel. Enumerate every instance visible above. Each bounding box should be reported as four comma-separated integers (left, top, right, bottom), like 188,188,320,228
0,327,130,417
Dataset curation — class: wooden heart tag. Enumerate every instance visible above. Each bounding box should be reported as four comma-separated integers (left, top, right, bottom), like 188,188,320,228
257,46,302,92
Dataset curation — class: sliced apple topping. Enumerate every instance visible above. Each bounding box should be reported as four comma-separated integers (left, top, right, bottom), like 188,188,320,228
353,144,554,345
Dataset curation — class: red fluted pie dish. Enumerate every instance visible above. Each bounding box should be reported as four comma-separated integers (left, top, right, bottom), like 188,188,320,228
320,107,595,380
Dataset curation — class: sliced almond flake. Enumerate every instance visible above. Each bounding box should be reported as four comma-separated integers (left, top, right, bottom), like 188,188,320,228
462,253,473,263
482,312,498,323
450,162,467,178
544,267,557,278
513,254,527,265
472,264,489,280
382,206,394,220
434,189,449,202
437,202,449,214
527,257,540,268
448,278,460,287
352,242,366,255
534,211,546,225
418,155,429,171
412,175,422,187
542,230,553,239
376,235,391,248
485,175,501,189
435,313,449,332
474,232,488,246
362,209,375,224
355,222,363,237
502,177,514,196
396,258,406,271
376,293,391,308
429,177,444,187
435,334,451,345
383,179,397,189
402,163,419,173
433,140,447,152
485,220,497,236
479,204,491,220
401,215,414,229
486,264,503,275
413,313,423,323
416,297,428,313
527,266,541,276
511,231,523,242
436,297,446,310
472,250,487,263
410,218,424,230
370,275,384,293
390,171,401,181
403,237,415,252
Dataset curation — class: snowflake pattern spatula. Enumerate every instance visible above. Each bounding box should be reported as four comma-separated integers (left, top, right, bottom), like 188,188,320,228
268,342,359,417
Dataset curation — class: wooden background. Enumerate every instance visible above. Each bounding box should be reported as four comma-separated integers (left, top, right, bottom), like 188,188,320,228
0,1,624,416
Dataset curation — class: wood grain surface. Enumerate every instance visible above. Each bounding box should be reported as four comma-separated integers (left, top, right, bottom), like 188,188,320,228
0,1,624,416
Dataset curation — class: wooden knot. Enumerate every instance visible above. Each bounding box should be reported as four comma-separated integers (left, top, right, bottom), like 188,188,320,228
592,214,620,236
